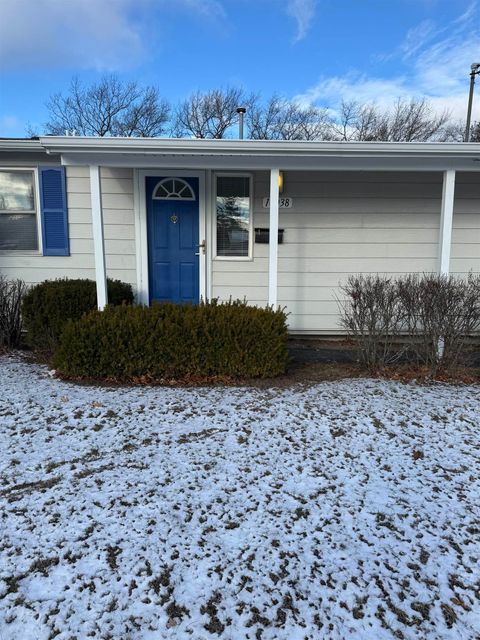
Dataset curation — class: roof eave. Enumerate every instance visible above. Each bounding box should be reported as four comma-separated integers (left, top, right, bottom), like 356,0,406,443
38,136,480,160
0,139,49,153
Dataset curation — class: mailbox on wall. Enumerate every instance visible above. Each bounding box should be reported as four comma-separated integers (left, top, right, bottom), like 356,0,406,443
254,228,284,244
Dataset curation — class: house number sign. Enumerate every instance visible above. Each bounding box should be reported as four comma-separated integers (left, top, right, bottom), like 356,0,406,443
262,197,293,208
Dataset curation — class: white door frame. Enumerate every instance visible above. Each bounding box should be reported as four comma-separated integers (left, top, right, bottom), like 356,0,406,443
134,169,207,305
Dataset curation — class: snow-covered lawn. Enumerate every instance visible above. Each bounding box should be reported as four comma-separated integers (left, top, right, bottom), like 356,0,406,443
0,355,479,640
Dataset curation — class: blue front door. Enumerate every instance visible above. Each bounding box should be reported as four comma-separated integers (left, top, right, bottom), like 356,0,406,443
146,176,200,304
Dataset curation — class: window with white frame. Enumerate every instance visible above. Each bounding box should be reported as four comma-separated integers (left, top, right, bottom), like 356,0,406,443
153,177,196,200
0,170,38,250
215,175,251,258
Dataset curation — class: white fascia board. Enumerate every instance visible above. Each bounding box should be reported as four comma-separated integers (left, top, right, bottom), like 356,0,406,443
40,136,480,155
0,139,47,152
40,136,480,170
57,152,480,172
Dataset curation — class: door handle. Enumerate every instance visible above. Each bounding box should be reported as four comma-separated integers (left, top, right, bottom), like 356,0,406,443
195,240,206,256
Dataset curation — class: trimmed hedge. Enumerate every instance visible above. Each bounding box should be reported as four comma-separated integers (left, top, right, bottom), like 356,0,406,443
53,300,289,380
22,278,134,350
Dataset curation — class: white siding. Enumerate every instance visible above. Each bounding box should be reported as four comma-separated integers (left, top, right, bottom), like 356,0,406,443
99,167,136,287
2,161,478,335
211,171,480,334
0,166,137,291
451,173,480,275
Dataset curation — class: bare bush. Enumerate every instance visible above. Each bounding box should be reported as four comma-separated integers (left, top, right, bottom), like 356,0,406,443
337,275,405,370
0,277,27,349
398,274,480,374
339,273,480,375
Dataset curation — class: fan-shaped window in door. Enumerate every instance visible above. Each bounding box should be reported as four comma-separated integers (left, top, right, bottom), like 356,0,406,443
152,178,196,200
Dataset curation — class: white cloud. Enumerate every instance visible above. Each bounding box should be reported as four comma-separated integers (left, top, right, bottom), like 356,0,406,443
400,20,437,59
0,115,21,132
0,0,226,72
180,0,226,19
296,4,480,121
454,0,478,25
0,0,146,71
287,0,317,43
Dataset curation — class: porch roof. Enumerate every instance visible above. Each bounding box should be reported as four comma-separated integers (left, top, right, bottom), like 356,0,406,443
39,137,480,172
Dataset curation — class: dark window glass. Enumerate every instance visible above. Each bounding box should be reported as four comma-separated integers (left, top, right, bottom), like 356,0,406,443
0,171,38,250
0,214,38,250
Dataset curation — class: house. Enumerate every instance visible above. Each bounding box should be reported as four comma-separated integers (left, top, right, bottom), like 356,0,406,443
0,137,479,334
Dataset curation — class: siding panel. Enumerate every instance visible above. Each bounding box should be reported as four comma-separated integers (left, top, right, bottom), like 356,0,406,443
211,170,480,333
450,211,480,272
0,166,137,289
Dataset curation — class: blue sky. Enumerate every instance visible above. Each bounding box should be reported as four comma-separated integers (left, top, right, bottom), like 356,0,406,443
0,0,479,136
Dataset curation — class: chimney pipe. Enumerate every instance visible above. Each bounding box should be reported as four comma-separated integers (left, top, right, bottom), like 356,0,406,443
237,107,246,139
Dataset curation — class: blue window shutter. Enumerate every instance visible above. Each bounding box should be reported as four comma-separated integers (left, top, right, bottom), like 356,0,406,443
39,166,69,256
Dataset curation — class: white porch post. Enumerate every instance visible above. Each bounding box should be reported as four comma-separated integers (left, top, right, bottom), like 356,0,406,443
438,169,456,275
268,168,280,306
89,165,108,310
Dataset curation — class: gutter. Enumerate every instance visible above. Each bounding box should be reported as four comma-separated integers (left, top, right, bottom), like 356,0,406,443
0,139,48,153
38,137,480,161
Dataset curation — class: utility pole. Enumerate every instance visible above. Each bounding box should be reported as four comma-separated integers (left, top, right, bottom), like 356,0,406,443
465,63,480,141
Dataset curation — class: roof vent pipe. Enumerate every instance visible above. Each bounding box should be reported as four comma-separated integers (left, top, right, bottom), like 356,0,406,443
236,107,246,140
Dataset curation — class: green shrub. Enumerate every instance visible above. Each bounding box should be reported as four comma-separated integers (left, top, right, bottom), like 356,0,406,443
54,300,288,380
22,278,134,350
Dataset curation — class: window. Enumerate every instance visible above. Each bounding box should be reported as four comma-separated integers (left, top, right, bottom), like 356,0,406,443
0,170,38,251
153,178,195,200
216,175,251,258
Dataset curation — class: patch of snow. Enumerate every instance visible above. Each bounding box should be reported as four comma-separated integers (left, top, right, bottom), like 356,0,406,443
0,354,479,639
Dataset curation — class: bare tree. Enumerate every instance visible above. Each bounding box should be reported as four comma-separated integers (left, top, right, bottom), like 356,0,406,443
331,98,451,142
173,87,256,139
41,76,461,144
436,119,480,142
438,121,464,142
470,121,480,141
44,75,170,137
387,98,450,141
247,95,334,140
331,100,380,141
